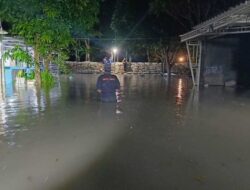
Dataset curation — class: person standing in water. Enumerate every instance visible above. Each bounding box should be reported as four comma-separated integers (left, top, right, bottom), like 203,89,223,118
96,65,120,103
102,54,113,74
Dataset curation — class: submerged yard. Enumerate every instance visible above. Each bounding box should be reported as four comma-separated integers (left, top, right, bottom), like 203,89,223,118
0,74,250,190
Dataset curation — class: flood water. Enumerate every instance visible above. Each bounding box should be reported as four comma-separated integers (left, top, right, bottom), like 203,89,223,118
1,74,250,190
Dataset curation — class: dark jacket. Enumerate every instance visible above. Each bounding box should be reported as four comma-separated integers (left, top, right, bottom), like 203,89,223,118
96,73,120,102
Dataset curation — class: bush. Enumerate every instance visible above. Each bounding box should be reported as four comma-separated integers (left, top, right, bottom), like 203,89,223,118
55,53,72,74
41,71,55,89
25,70,35,80
17,70,25,78
59,63,71,74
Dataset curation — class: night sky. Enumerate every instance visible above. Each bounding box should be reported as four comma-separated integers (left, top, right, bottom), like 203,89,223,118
1,0,247,62
99,0,246,38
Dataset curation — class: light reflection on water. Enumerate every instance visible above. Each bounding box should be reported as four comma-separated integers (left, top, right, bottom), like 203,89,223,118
1,74,250,189
0,81,62,139
177,79,183,98
1,74,250,145
0,75,192,142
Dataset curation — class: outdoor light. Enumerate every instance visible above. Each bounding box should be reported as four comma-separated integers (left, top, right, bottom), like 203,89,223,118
112,47,118,62
178,56,185,63
112,48,118,54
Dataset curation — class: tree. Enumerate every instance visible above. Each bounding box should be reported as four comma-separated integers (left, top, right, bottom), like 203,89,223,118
0,0,100,85
2,45,33,67
149,0,246,32
68,0,100,62
149,38,181,77
110,0,162,61
147,0,245,78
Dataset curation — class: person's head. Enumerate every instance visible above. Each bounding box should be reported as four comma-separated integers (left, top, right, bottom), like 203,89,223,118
104,66,111,74
106,53,111,59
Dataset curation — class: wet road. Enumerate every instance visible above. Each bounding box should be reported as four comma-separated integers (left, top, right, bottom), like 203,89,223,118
0,74,250,190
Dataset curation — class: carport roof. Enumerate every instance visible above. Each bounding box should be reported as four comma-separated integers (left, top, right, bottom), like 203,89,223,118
180,0,250,42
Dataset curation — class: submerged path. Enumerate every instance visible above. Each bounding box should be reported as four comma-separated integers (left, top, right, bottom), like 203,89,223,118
0,74,250,190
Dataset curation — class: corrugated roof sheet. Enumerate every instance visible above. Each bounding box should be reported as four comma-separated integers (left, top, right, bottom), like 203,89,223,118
180,1,250,42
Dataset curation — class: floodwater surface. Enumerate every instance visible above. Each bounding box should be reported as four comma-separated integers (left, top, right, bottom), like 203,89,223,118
0,74,250,190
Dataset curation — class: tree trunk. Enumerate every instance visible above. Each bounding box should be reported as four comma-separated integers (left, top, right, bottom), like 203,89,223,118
35,85,41,113
161,61,165,74
45,58,49,72
75,49,79,62
166,62,172,80
34,47,41,86
44,54,52,72
84,39,90,62
147,49,150,63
